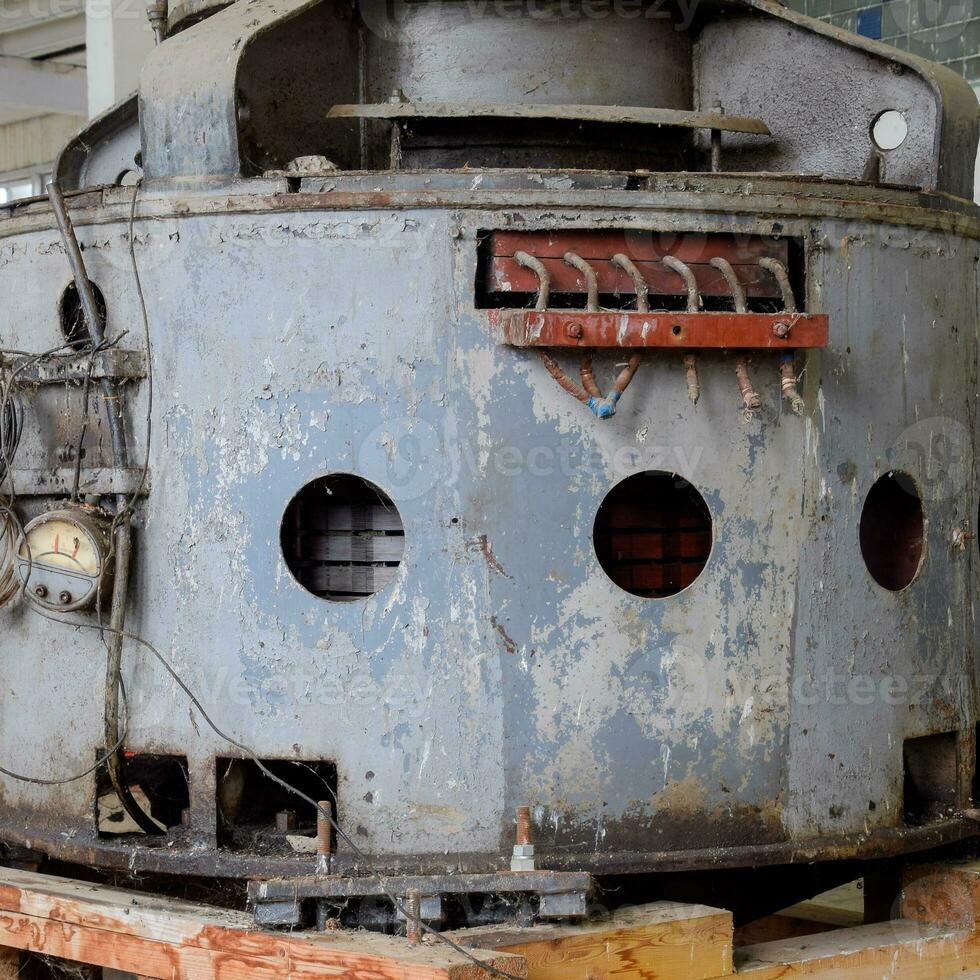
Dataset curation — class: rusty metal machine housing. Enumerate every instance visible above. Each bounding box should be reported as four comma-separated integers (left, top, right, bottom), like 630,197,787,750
0,0,979,929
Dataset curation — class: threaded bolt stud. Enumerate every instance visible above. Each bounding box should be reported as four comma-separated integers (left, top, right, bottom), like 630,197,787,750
405,888,422,944
316,800,333,856
516,806,532,846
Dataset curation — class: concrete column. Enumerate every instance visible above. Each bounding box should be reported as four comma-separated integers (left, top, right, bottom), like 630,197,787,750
85,0,155,118
973,84,979,204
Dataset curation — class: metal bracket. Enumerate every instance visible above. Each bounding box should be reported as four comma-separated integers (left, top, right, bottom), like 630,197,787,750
8,467,150,498
1,350,147,385
328,101,771,137
491,310,829,350
249,870,593,929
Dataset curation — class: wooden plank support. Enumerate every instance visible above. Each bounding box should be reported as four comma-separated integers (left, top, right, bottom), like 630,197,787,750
901,857,980,929
734,919,980,978
0,867,525,979
449,901,734,979
734,860,980,978
492,310,829,350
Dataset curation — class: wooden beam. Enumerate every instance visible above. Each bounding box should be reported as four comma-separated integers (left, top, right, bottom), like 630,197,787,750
735,919,980,978
901,858,980,929
0,867,524,979
451,901,733,979
0,55,86,114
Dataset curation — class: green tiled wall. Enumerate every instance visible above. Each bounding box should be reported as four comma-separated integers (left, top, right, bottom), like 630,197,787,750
783,0,980,83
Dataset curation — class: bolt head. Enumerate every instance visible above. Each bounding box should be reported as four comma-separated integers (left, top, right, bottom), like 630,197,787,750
567,322,584,340
33,585,48,599
59,591,73,605
773,321,791,338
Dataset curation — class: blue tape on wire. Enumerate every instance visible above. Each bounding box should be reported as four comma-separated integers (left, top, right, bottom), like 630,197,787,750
587,391,620,419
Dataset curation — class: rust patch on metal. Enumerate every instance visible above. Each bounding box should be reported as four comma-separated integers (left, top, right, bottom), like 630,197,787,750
493,310,829,349
491,617,518,655
478,534,509,578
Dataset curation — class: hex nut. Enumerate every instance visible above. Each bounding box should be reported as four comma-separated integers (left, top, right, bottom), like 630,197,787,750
512,844,535,858
510,856,536,871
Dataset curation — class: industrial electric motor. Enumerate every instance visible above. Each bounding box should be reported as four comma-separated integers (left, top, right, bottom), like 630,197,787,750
0,0,978,928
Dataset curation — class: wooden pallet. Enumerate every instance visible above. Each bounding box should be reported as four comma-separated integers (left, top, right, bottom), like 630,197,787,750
4,861,980,978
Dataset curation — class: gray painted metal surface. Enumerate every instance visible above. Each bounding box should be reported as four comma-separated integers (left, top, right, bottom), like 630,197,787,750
0,174,977,879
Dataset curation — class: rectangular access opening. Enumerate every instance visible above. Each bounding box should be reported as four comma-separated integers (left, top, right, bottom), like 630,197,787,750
96,752,190,838
973,722,980,804
216,757,337,854
475,229,804,312
903,732,958,825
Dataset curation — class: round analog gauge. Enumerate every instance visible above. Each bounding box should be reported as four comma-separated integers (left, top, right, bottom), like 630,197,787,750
16,506,113,612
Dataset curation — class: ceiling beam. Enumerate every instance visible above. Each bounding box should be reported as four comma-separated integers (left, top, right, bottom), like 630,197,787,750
0,16,87,59
0,0,84,37
0,55,86,115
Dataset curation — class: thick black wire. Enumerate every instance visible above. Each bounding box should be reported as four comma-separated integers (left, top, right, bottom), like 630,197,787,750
0,394,21,486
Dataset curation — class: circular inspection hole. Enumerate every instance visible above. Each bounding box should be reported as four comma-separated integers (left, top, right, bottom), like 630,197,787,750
593,471,712,598
872,110,909,151
280,474,405,602
672,324,683,337
59,281,107,348
859,471,923,592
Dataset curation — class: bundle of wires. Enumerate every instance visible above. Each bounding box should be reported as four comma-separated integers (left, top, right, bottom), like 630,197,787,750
0,511,17,608
0,389,21,486
0,391,22,607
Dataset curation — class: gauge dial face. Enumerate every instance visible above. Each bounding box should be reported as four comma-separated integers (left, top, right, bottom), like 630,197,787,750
20,517,102,576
